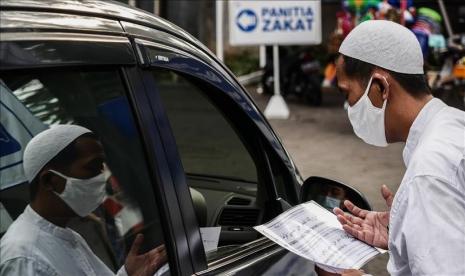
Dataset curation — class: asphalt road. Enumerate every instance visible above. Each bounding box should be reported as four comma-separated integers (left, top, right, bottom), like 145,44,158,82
249,87,406,276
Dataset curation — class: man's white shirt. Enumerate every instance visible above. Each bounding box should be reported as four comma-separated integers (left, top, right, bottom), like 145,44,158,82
388,98,465,275
0,205,128,276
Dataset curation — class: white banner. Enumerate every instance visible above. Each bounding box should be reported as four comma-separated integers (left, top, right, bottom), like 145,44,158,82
0,83,47,189
229,0,322,46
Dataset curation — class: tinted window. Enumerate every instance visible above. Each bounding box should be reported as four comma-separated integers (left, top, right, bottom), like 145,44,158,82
152,69,263,260
154,70,257,183
0,68,169,274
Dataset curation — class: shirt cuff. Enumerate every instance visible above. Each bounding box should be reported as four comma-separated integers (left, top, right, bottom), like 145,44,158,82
116,265,129,276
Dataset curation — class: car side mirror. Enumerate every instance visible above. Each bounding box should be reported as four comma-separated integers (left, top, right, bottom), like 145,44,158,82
300,176,372,212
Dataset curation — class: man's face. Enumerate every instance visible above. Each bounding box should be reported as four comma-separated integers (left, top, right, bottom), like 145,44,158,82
51,137,106,194
66,137,105,179
325,185,346,201
36,136,106,218
336,56,364,106
335,56,385,109
336,55,399,145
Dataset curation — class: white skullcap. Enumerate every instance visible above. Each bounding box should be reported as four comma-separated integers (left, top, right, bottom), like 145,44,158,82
23,125,92,183
339,20,424,74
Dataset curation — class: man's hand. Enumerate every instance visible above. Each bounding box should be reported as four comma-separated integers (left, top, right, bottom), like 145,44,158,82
333,185,393,250
125,234,167,276
316,267,369,276
315,265,341,276
342,269,368,276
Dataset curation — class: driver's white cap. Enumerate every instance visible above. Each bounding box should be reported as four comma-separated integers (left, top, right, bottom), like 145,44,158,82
339,20,424,74
23,125,92,183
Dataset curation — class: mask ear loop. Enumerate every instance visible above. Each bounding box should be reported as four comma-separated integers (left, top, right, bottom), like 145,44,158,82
380,75,390,109
48,170,68,180
47,170,69,194
351,76,374,109
102,163,112,181
363,76,374,97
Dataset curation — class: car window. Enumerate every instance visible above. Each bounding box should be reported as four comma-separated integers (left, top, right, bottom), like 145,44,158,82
153,70,257,183
0,68,170,274
151,69,263,259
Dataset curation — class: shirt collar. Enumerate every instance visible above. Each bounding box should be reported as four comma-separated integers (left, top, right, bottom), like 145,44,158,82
403,98,446,166
24,205,78,245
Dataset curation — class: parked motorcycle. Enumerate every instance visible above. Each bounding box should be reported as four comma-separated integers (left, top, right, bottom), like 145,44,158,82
431,34,465,110
261,48,323,106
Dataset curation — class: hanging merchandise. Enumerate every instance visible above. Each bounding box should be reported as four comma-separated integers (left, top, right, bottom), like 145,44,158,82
429,34,446,50
386,0,414,9
336,11,353,38
453,57,465,79
412,7,443,57
412,8,442,35
345,0,381,12
417,7,442,23
378,0,392,18
323,10,353,87
326,0,446,89
344,0,381,23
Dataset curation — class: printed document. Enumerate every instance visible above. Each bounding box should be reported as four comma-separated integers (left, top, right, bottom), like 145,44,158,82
200,227,221,252
254,201,385,273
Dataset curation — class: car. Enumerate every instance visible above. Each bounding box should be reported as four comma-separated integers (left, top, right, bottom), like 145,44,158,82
0,1,371,275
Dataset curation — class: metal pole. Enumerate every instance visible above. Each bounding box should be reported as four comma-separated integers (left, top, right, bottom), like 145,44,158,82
259,45,266,68
216,0,224,62
264,44,289,119
437,0,454,37
256,45,267,94
154,0,160,15
273,45,280,96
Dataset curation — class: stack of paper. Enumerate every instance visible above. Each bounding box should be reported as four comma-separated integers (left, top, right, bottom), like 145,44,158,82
254,201,386,273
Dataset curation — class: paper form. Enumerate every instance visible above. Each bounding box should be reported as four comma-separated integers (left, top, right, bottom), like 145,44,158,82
200,227,221,252
254,201,385,273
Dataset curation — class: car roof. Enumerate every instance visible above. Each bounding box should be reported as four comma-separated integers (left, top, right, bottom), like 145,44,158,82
0,0,203,51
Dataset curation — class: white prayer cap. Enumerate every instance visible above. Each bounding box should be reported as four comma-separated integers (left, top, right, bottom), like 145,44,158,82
23,125,92,183
339,20,424,74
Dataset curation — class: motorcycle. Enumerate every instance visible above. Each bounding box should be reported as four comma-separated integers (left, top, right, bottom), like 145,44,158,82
261,48,323,106
431,34,465,110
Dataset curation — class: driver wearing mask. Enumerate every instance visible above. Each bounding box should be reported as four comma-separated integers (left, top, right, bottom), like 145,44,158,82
0,125,167,276
330,20,465,276
317,185,346,211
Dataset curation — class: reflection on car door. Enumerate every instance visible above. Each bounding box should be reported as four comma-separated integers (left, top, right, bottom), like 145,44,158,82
0,33,193,275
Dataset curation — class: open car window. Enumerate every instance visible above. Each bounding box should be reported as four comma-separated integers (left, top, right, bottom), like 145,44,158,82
153,70,258,184
0,68,170,274
151,69,265,262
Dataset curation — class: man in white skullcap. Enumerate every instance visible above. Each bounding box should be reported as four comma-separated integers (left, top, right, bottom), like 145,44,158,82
0,125,167,276
331,20,465,275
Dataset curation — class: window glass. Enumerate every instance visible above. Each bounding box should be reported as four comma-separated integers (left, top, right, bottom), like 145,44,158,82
0,69,169,275
154,70,257,183
152,69,262,261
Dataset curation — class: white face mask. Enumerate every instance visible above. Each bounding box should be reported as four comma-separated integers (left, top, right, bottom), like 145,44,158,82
317,195,341,211
49,166,110,217
347,76,388,147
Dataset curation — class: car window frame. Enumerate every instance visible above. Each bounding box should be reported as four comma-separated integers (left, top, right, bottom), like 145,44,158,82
0,32,195,275
134,39,298,272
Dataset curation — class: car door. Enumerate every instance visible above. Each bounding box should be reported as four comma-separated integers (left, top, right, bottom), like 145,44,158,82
132,35,319,275
0,11,197,275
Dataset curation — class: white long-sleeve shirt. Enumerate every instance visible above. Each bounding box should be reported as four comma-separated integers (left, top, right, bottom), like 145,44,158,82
0,205,128,276
387,98,465,275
